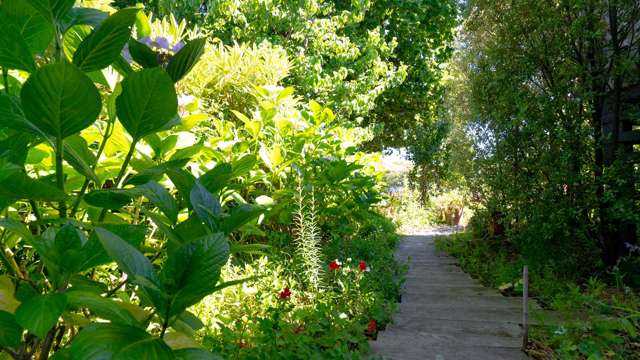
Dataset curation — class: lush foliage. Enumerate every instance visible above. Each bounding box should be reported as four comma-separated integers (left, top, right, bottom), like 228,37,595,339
0,1,401,359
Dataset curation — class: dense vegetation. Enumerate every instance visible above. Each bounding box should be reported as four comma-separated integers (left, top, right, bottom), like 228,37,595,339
0,1,436,358
429,0,640,358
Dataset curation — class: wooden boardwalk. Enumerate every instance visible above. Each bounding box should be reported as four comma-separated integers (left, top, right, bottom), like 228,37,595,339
370,232,528,360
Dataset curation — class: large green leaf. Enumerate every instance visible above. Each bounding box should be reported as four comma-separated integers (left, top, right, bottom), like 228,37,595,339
66,290,138,326
0,11,36,72
116,67,178,139
0,94,42,134
1,0,54,55
137,181,178,224
63,7,108,30
189,182,221,231
75,224,146,272
94,227,158,283
84,190,132,209
15,293,66,338
159,233,229,317
166,38,206,83
25,0,75,22
127,39,159,68
72,7,139,72
20,62,101,139
70,323,174,360
0,172,66,201
0,311,22,348
220,204,263,235
125,159,189,186
231,154,257,178
199,163,233,195
64,135,100,185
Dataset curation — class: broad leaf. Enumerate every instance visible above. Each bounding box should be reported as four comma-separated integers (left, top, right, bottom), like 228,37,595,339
54,222,83,256
66,290,138,326
0,11,36,72
220,204,263,235
137,181,179,224
0,172,66,201
1,0,54,55
166,38,206,83
72,8,139,72
84,190,132,209
231,154,257,178
25,0,75,21
63,7,108,30
0,311,21,348
70,323,174,360
20,62,101,139
159,233,229,317
189,182,221,230
64,135,100,185
128,39,159,68
199,163,233,195
116,67,178,139
15,293,66,338
94,227,158,283
125,159,189,186
76,224,146,271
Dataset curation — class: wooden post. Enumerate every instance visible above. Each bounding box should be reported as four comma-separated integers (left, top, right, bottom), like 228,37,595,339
522,265,529,351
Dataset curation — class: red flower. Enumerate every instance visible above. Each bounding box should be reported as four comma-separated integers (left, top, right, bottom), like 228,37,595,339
279,288,291,299
329,260,341,271
367,319,377,334
359,260,367,272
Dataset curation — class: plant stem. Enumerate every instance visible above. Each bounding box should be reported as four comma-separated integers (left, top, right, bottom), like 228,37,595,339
114,138,138,187
97,139,138,222
55,137,66,218
70,119,115,217
38,326,56,360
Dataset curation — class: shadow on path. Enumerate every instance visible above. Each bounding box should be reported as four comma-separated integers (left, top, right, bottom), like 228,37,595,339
369,231,528,360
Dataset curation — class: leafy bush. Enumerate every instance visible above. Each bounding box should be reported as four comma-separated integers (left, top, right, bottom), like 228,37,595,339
0,2,400,359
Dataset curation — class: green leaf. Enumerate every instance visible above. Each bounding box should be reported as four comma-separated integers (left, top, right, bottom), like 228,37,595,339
0,94,40,134
94,227,158,283
0,172,66,201
166,38,206,83
128,39,159,68
0,311,22,348
134,10,151,39
54,222,83,257
137,181,179,224
84,190,132,209
167,168,196,205
116,67,178,139
15,293,66,338
159,233,229,317
66,290,138,326
70,323,174,360
25,0,75,21
0,11,36,72
20,62,101,139
1,0,54,55
125,159,189,186
64,135,100,185
0,276,20,314
231,155,257,178
72,8,139,72
76,224,146,271
220,205,263,235
199,163,232,195
174,348,223,360
189,182,221,230
63,7,108,29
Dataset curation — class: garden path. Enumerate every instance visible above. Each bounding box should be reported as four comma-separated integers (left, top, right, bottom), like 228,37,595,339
369,229,528,360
